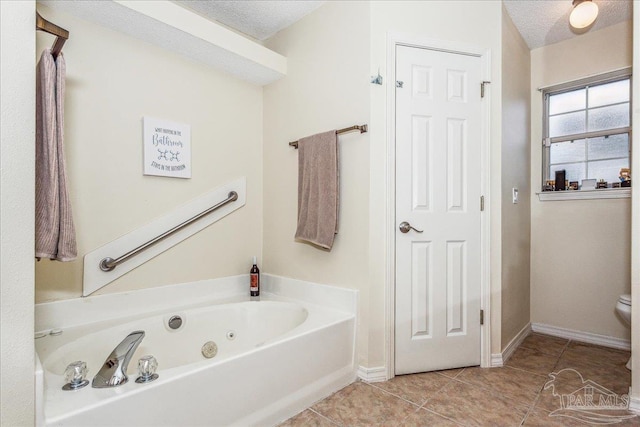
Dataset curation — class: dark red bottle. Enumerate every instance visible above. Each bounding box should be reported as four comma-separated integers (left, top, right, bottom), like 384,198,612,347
250,256,260,297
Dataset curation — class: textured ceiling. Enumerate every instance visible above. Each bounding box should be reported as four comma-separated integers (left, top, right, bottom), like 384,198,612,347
180,0,632,49
177,1,325,41
41,1,286,85
503,0,632,50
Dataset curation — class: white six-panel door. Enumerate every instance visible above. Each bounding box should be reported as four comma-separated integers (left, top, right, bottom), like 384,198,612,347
395,45,482,375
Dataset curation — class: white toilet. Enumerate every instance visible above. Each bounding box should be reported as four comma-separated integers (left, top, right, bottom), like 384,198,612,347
615,293,632,370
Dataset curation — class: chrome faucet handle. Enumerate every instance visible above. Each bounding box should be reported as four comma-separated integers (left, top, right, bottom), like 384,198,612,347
135,355,159,383
62,361,89,390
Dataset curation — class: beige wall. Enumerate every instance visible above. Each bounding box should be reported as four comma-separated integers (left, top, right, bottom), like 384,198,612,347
501,7,531,348
530,21,632,339
369,0,504,360
5,0,634,421
265,1,505,370
31,0,505,378
263,1,372,366
1,2,36,425
35,5,264,302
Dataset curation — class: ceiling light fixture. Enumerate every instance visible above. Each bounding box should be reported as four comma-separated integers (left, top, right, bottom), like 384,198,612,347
570,0,599,29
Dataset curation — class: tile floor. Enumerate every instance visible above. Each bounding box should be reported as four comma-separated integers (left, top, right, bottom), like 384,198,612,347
280,333,640,426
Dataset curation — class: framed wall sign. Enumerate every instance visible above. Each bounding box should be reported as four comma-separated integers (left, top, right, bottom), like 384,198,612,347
143,116,191,178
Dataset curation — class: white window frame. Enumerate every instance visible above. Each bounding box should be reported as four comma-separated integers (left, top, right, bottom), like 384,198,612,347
539,68,632,201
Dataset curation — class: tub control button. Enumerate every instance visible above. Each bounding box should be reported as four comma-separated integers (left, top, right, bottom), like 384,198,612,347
135,355,159,383
202,341,218,359
62,361,89,391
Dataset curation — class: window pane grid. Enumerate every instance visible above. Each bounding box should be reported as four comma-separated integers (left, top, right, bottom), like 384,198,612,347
549,127,630,144
547,83,630,139
547,105,630,138
543,74,631,188
548,100,630,118
549,156,628,167
550,160,629,182
549,135,630,161
549,154,629,166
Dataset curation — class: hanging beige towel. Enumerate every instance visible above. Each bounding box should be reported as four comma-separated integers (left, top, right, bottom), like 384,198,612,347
35,49,77,261
295,130,339,250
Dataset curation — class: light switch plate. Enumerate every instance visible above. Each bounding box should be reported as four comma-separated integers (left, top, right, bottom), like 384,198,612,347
512,188,519,204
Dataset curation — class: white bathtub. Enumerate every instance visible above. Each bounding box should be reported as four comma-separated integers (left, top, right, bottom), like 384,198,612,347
35,275,357,426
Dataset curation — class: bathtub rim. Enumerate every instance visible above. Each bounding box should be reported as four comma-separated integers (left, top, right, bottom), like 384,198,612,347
35,274,357,333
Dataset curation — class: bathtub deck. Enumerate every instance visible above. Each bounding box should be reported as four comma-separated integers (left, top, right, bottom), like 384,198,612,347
37,291,357,427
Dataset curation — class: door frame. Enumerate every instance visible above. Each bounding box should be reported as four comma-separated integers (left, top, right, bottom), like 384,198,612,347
384,33,492,379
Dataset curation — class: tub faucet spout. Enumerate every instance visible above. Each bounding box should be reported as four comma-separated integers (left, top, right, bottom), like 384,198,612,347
92,330,145,388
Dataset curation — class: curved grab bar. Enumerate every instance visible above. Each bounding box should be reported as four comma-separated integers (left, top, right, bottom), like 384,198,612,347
99,191,238,272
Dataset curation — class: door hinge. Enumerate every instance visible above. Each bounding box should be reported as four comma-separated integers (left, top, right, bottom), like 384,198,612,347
480,309,484,325
481,81,491,98
480,195,485,211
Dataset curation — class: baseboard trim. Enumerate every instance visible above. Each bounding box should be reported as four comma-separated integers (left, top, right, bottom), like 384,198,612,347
629,396,640,414
357,366,387,383
531,323,631,351
490,353,504,367
502,323,532,364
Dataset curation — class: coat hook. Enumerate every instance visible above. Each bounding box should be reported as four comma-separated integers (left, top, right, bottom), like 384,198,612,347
371,68,383,85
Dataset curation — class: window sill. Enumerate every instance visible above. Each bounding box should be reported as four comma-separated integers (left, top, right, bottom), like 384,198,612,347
537,188,631,201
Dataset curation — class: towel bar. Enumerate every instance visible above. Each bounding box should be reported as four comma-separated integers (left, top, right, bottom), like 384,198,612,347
289,124,368,149
36,12,69,58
